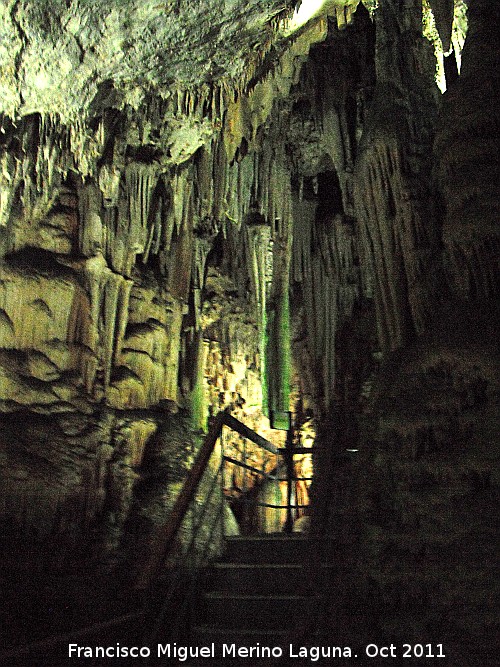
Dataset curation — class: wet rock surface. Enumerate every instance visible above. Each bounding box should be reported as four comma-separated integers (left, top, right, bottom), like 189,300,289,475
0,1,497,662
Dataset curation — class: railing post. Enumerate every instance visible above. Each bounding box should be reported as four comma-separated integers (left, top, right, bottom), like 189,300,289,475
221,426,225,542
284,421,294,533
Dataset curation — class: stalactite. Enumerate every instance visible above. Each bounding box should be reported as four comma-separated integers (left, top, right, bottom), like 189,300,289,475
79,180,104,258
434,0,499,299
0,7,362,558
292,197,360,411
122,162,158,275
246,221,272,414
353,0,440,353
427,0,454,53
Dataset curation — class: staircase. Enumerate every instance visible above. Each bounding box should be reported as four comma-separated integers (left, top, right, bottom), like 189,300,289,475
0,414,319,666
190,534,326,663
138,412,320,664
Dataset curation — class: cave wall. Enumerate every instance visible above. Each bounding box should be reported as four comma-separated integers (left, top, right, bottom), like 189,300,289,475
0,0,498,657
434,0,500,299
311,3,499,665
0,10,334,569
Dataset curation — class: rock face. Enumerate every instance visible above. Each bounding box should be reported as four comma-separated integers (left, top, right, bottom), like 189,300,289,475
355,1,441,352
310,4,499,666
434,0,500,299
0,1,334,578
340,303,499,667
0,0,498,661
0,0,296,119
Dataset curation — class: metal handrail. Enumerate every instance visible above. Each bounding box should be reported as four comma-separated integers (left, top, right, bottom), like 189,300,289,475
139,411,287,653
0,411,311,663
135,410,278,591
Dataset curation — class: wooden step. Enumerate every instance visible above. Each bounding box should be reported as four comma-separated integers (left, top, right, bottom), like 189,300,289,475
211,562,304,594
203,592,318,630
222,535,319,564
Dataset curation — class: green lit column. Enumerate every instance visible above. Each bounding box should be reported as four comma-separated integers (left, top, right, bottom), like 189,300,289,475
268,223,292,424
272,283,291,415
190,334,209,430
246,213,271,416
267,217,293,532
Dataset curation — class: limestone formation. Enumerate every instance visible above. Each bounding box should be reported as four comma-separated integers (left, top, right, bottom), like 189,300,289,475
0,2,497,664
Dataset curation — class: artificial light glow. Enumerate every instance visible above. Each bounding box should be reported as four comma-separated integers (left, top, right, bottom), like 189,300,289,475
34,72,50,90
285,0,329,34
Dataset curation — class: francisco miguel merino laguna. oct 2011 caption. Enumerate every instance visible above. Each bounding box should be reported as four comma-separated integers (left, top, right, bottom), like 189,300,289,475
68,642,447,660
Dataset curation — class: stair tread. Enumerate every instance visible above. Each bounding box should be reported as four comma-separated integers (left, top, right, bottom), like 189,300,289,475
194,626,290,635
226,535,312,541
215,562,335,568
214,562,302,569
205,592,317,600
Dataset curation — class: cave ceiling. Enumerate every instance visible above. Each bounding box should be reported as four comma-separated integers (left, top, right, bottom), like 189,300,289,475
0,0,371,121
0,0,497,630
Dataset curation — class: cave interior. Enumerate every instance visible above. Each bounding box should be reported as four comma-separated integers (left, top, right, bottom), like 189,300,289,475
0,0,498,664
